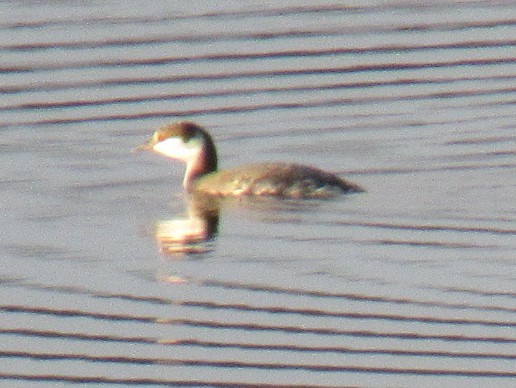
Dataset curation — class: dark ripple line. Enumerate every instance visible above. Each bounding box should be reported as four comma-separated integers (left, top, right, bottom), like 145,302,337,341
446,134,516,145
8,280,174,305
334,219,516,237
2,57,514,95
1,75,514,112
167,319,515,343
350,161,516,177
0,328,156,344
171,339,516,360
182,301,516,327
1,305,513,343
0,4,373,32
1,101,514,135
432,286,516,299
203,280,516,313
10,278,516,316
203,280,516,310
0,30,331,51
3,40,515,73
0,305,156,323
3,17,516,52
3,2,514,31
1,329,513,360
271,234,510,250
0,30,371,51
3,2,514,30
1,351,515,377
1,87,515,129
0,374,326,388
371,238,510,250
0,102,313,128
0,5,360,31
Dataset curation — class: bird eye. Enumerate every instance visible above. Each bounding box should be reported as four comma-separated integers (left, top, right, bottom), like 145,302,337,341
154,132,167,143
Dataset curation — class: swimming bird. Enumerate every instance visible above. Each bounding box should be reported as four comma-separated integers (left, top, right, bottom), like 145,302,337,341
136,121,363,198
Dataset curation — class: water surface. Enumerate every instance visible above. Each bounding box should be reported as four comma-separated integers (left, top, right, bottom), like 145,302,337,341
1,1,515,386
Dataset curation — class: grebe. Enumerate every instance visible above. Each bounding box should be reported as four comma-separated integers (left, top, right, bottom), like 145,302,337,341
136,121,363,198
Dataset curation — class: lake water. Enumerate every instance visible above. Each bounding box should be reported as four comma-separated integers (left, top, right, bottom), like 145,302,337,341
1,1,515,386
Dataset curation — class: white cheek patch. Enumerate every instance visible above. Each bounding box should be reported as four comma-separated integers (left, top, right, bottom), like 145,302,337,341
153,137,200,161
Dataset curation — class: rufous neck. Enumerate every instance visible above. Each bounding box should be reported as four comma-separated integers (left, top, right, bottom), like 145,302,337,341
183,141,217,191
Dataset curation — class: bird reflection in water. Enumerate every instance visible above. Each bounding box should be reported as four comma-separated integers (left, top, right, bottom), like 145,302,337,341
154,193,220,256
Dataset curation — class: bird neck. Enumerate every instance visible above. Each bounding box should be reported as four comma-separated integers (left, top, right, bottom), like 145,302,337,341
183,138,218,191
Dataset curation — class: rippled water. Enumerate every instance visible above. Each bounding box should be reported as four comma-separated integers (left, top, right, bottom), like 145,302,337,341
1,1,515,386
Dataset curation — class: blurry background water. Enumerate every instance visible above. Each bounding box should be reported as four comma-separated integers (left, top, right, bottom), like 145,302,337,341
1,1,515,386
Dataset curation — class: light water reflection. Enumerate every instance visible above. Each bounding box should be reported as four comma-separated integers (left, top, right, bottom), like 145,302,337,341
154,194,220,256
151,192,340,257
